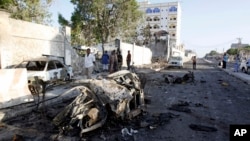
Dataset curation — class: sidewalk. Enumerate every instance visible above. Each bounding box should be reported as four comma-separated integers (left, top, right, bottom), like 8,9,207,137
204,59,250,85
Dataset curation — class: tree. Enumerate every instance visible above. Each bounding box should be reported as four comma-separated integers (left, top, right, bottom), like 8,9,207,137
59,0,142,53
226,48,237,55
141,23,151,45
0,0,53,25
208,50,219,56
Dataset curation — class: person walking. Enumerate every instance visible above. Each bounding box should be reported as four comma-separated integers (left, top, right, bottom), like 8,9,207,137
222,53,228,69
234,54,240,72
84,48,96,79
192,56,196,70
117,51,123,70
101,50,109,72
126,50,131,70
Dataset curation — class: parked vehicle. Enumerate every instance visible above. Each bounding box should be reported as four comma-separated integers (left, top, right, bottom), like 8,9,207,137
246,59,250,74
168,56,183,68
240,58,250,73
15,57,73,87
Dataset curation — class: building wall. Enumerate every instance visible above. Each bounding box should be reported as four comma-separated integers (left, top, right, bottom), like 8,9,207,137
120,42,152,66
138,0,181,45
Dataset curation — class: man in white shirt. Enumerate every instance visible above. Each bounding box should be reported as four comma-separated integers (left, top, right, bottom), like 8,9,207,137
84,48,96,79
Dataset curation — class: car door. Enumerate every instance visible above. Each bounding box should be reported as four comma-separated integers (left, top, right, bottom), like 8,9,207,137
46,60,58,81
54,60,67,80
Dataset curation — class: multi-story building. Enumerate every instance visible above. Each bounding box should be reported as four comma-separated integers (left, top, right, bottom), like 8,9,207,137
138,0,181,47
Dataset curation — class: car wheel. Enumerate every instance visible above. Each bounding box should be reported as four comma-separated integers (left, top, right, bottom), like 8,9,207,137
247,68,250,74
242,67,246,73
65,74,71,81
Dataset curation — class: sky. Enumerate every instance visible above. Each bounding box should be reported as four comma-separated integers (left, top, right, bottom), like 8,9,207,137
49,0,250,57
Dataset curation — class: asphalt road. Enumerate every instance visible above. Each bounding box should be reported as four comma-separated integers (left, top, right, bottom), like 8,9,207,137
139,58,250,141
1,59,250,141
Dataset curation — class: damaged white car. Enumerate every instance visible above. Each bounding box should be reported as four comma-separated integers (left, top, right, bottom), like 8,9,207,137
53,70,145,135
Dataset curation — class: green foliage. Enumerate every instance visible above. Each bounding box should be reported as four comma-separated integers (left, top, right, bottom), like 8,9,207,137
0,0,52,25
0,0,15,9
208,50,219,56
60,0,142,52
226,48,238,55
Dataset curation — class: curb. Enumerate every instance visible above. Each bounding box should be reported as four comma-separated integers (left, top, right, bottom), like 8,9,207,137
203,59,250,85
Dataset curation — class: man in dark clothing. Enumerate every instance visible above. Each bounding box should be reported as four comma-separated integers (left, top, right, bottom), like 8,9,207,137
126,50,131,70
117,51,123,70
101,51,109,72
192,56,196,70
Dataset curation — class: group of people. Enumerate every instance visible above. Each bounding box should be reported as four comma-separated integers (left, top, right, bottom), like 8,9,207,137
102,50,132,73
220,53,241,72
101,50,123,73
83,48,132,79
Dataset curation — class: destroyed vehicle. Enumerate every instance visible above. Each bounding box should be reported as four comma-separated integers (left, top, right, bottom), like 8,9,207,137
53,70,145,135
15,57,73,86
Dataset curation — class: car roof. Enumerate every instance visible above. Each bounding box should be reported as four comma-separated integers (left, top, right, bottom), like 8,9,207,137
22,57,60,62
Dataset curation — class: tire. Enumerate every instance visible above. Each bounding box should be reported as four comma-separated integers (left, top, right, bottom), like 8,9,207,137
242,67,247,73
247,68,250,74
65,74,71,81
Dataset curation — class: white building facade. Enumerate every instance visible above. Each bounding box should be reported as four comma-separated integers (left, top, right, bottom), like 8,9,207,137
138,0,181,47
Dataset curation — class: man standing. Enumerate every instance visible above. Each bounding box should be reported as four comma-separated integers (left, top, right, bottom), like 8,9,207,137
117,51,123,70
84,48,96,79
126,50,131,70
192,56,196,70
234,54,240,72
101,50,109,72
222,53,228,69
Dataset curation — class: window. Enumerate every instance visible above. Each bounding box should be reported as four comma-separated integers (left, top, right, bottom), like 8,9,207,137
146,8,152,13
146,17,152,21
173,25,176,28
153,16,160,21
172,34,175,37
47,61,56,70
153,8,160,13
169,6,177,12
54,60,64,69
153,24,160,29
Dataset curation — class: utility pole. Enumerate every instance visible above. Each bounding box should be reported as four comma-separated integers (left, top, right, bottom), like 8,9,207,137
236,37,242,54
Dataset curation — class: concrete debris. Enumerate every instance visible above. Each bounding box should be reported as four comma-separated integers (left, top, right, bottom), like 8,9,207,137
53,70,145,135
189,124,218,132
164,71,194,84
121,128,138,137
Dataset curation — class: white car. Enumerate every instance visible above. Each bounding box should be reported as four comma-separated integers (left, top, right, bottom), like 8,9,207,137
15,57,73,86
168,56,183,68
240,58,250,73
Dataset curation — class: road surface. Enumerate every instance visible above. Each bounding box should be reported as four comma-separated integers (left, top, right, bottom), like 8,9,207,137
1,59,250,141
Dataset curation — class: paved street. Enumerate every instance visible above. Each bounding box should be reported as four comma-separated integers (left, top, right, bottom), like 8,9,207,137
138,58,250,141
1,58,250,141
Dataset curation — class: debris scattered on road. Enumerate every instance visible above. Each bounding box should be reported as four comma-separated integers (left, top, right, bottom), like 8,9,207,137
189,124,218,132
164,71,195,84
221,82,229,86
168,101,192,113
121,128,138,137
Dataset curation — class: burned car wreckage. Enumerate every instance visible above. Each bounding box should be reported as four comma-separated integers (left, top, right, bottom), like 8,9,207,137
52,70,145,135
